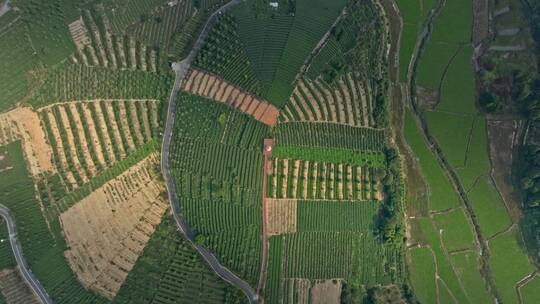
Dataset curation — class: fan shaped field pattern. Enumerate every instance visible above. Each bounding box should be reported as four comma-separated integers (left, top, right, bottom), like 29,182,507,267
165,0,400,302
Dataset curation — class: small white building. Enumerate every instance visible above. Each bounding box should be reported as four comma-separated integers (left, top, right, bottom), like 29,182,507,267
269,2,279,9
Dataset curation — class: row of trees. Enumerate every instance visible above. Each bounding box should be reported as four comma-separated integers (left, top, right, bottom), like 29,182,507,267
519,0,540,262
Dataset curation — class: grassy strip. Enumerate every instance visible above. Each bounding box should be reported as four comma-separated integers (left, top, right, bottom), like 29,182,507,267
48,140,158,218
273,146,385,168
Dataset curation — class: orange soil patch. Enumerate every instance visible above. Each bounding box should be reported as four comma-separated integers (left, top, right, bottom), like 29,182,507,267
181,69,280,126
60,153,167,299
0,107,55,176
0,269,40,304
129,36,137,70
311,280,342,304
302,161,309,198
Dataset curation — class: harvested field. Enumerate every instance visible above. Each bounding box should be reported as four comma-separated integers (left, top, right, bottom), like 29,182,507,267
282,74,374,127
0,269,40,304
181,69,280,126
311,280,342,304
39,100,159,187
269,158,383,201
60,153,167,299
0,107,54,176
267,199,297,235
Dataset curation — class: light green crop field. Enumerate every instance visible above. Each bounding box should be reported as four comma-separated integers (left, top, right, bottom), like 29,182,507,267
489,228,535,304
408,247,438,304
397,0,439,81
425,111,473,167
396,0,421,81
418,218,469,303
468,177,512,238
521,275,540,304
430,0,472,44
415,42,459,91
456,117,491,190
404,111,460,211
433,208,475,252
437,46,476,114
450,251,492,304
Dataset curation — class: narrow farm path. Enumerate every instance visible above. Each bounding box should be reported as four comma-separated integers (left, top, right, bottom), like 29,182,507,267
0,205,53,304
160,1,258,303
257,139,273,296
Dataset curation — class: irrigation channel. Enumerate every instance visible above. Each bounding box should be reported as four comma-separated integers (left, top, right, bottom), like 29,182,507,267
160,0,259,303
0,205,53,304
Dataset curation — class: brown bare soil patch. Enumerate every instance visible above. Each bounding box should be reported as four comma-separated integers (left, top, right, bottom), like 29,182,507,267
267,199,297,235
68,18,91,50
284,74,373,127
67,103,98,176
311,280,342,304
139,101,153,140
293,279,311,304
45,109,78,186
181,69,280,126
57,106,89,182
129,36,137,70
127,101,145,144
60,153,167,299
0,269,40,304
269,159,382,201
117,101,136,151
80,102,108,166
0,107,55,176
140,45,147,72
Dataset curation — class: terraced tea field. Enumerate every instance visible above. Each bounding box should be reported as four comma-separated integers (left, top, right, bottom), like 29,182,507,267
1,0,536,303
